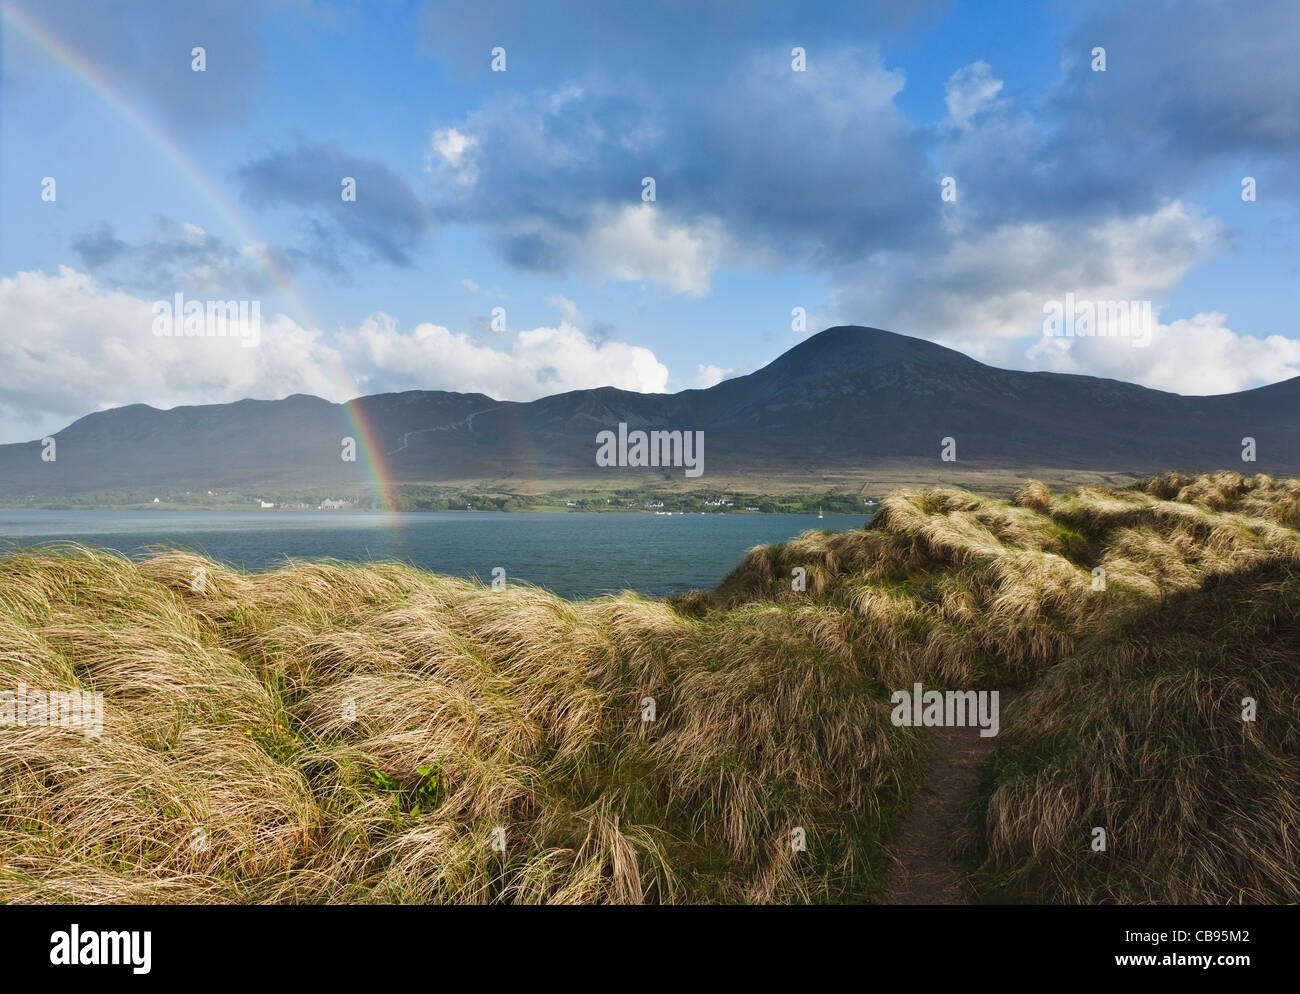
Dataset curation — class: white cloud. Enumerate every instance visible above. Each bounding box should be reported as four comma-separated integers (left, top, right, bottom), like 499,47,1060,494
548,293,580,321
460,278,481,293
696,363,742,388
825,200,1300,394
485,204,728,296
1027,312,1300,395
337,314,668,398
0,267,351,442
944,62,1005,129
0,268,675,442
427,127,479,185
577,204,725,296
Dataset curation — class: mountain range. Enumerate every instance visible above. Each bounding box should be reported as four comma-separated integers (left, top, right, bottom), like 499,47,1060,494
3,325,1297,500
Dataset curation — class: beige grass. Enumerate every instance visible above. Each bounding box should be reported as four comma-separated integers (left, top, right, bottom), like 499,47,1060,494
1,472,1296,903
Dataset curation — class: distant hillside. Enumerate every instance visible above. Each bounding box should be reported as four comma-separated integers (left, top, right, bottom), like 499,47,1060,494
2,325,1298,499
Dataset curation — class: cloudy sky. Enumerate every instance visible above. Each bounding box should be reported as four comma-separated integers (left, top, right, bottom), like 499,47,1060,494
1,0,1298,443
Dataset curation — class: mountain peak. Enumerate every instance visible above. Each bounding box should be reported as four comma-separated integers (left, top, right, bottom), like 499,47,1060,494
754,325,980,383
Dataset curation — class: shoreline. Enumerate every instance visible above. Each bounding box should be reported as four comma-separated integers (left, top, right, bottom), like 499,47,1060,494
0,505,873,515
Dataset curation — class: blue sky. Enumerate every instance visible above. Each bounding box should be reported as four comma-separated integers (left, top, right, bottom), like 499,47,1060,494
1,0,1297,443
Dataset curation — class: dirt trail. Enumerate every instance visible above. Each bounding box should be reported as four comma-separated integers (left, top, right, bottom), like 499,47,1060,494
886,695,1012,904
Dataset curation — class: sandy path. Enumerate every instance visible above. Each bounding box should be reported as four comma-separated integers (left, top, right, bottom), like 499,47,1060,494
886,694,1013,904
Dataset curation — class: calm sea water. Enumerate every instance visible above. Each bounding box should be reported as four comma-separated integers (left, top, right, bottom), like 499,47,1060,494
0,510,868,599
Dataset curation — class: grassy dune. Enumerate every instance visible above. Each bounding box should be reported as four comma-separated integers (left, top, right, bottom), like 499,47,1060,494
1,471,1297,903
713,471,1300,903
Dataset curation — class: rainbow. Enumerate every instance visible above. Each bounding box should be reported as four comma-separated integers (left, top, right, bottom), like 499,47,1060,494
2,1,398,510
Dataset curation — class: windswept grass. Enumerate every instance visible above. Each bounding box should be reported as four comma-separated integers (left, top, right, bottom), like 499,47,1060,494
0,548,918,904
960,557,1300,903
710,471,1300,903
1,471,1297,903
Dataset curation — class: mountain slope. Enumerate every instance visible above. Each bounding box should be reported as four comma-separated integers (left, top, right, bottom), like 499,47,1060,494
2,326,1297,497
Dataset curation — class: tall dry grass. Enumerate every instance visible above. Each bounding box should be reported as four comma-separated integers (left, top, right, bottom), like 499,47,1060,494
962,558,1300,903
710,471,1300,902
1,471,1296,903
0,546,918,904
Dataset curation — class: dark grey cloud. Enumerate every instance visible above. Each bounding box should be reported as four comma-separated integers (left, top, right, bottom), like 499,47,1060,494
237,140,433,269
1054,0,1300,161
417,0,943,83
494,232,567,273
68,216,298,298
942,0,1300,229
7,0,276,128
415,0,952,282
418,0,1300,290
426,47,941,277
72,223,127,267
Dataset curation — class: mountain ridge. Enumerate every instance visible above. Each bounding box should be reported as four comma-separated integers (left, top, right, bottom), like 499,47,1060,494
3,325,1298,497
